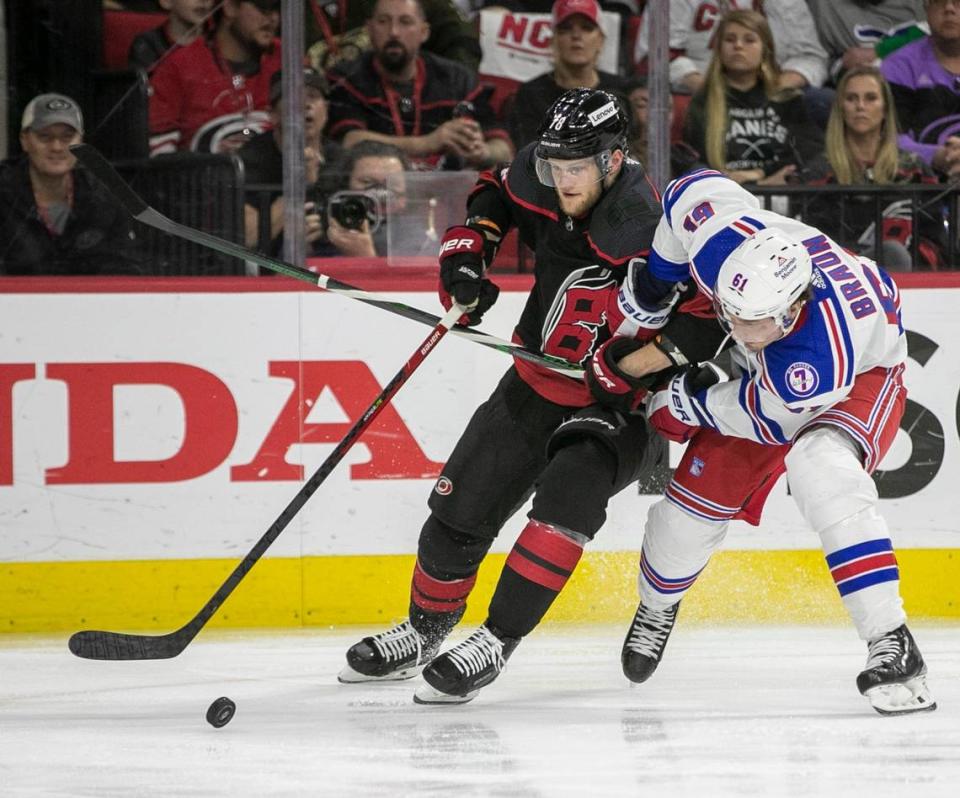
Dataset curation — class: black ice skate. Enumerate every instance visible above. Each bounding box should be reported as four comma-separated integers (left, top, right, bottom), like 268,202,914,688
413,624,520,705
621,601,679,684
339,620,443,683
856,624,937,716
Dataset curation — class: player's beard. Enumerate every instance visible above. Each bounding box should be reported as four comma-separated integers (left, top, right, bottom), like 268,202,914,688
556,177,604,218
229,20,271,58
377,40,412,75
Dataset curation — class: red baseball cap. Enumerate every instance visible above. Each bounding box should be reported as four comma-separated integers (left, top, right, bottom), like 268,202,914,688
552,0,601,27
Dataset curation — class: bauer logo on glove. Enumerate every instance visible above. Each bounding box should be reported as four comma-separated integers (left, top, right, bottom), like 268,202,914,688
438,225,500,326
604,257,683,340
590,357,618,391
646,363,728,443
456,265,480,281
584,336,659,413
439,236,482,256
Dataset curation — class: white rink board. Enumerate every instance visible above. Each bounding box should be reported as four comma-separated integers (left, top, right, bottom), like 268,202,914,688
1,286,958,563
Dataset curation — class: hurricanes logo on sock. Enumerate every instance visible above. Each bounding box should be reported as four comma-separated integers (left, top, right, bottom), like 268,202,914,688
434,477,453,496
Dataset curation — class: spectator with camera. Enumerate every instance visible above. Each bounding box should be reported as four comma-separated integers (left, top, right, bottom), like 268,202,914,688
0,93,141,275
316,140,414,258
326,0,512,170
801,65,943,270
239,68,339,257
682,9,823,186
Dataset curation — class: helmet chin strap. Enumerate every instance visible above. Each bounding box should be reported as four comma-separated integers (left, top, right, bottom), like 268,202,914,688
596,149,623,198
714,331,733,358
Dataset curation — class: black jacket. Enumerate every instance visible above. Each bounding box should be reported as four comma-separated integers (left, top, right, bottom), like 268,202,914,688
0,157,142,276
326,51,508,169
683,84,823,176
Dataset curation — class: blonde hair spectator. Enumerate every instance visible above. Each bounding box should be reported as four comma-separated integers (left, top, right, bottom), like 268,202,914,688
703,10,786,171
825,66,901,185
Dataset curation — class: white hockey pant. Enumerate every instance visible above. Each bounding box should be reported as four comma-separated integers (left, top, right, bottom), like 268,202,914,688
785,426,906,641
637,499,728,611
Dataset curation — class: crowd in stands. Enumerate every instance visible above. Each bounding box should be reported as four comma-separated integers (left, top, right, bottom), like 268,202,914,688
239,65,338,254
2,0,960,275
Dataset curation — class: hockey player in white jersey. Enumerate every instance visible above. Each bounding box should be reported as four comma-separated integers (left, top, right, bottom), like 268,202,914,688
586,168,936,715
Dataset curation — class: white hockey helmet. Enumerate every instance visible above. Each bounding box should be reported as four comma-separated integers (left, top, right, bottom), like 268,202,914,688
713,228,813,335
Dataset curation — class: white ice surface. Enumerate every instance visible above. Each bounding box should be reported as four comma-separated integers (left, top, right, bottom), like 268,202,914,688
2,625,958,797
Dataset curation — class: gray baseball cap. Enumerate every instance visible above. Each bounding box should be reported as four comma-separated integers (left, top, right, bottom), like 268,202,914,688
21,93,84,134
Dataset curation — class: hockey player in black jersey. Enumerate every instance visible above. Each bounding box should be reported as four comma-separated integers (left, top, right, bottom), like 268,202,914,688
338,88,724,704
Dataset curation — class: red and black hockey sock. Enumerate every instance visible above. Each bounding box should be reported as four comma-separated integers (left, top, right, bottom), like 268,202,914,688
488,519,584,638
410,558,477,614
408,559,475,644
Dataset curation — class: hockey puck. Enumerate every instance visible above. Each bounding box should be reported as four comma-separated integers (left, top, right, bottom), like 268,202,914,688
206,696,236,728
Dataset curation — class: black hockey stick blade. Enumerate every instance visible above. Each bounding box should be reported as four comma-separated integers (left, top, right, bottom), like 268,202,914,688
69,629,187,660
68,303,464,661
70,144,584,379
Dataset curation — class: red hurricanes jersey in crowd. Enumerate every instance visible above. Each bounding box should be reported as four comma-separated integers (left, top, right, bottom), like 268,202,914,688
148,35,282,155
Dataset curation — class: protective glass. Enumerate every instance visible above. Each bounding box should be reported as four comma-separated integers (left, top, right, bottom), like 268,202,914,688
534,153,610,188
354,177,407,213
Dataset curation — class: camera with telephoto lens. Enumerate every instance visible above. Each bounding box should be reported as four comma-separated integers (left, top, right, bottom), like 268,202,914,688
327,191,383,232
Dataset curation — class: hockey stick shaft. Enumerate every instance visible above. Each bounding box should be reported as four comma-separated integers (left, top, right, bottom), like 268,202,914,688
68,303,464,660
70,144,583,379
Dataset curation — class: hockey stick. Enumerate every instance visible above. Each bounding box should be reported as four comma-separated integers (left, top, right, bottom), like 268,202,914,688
69,303,464,660
70,144,583,379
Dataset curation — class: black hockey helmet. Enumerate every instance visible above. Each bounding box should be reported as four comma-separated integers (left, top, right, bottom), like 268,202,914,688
534,88,629,186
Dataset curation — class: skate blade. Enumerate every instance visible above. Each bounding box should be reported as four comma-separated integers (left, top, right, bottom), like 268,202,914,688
412,683,477,705
337,663,423,684
864,676,938,716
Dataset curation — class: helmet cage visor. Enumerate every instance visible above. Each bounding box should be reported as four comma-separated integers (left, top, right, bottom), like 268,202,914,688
535,150,614,188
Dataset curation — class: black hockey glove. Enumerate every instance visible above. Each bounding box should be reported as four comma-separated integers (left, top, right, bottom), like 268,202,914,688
585,337,660,413
438,225,500,326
